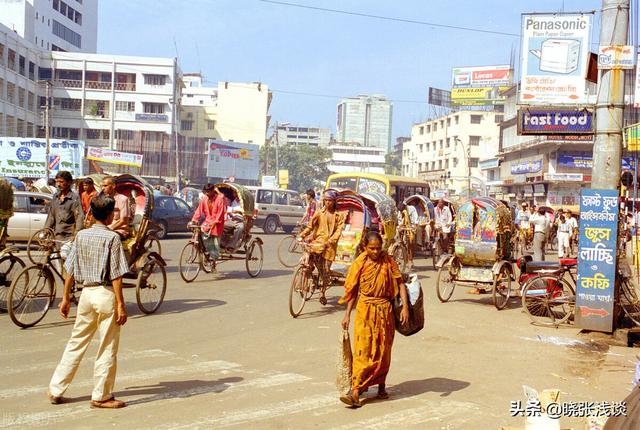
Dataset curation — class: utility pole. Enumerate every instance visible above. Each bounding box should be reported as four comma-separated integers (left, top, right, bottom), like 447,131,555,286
591,0,629,189
173,58,181,193
275,122,280,187
467,143,471,200
44,80,51,183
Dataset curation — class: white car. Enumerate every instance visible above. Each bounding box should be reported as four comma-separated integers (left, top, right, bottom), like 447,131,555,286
7,192,53,242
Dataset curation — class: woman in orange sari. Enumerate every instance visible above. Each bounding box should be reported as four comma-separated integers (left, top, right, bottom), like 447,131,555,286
339,231,409,408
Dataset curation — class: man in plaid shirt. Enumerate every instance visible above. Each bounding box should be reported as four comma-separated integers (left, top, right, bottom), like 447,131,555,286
48,195,130,409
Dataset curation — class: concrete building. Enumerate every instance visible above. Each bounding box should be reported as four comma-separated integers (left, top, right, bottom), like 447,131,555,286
275,124,330,147
327,143,386,174
180,74,270,146
0,0,98,52
38,51,183,178
0,22,41,138
336,94,392,152
402,110,502,198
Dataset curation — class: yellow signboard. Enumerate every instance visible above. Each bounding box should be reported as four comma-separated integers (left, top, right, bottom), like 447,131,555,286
278,169,289,186
627,123,640,151
451,86,509,106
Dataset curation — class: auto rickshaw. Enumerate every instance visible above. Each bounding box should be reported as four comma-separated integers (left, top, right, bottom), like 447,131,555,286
435,197,516,310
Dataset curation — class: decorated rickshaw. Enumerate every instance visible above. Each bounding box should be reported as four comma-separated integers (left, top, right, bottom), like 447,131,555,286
8,174,167,328
435,197,516,310
402,194,437,268
179,182,264,282
0,179,26,312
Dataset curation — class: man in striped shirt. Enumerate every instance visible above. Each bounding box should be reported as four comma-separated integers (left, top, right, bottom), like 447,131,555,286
48,195,130,409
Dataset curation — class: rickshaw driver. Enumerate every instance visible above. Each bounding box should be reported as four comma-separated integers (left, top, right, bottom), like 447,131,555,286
434,199,453,252
190,184,227,262
298,190,346,305
397,202,418,264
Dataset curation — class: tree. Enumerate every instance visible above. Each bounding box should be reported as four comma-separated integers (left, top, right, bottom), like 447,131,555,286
385,151,402,175
260,144,332,191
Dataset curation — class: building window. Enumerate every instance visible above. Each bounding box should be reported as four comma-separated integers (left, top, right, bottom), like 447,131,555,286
445,159,449,169
51,44,67,52
426,143,430,152
143,102,165,114
454,115,459,125
469,136,481,146
18,55,26,76
85,129,109,140
439,140,443,150
28,61,36,81
446,138,450,148
419,126,424,135
28,92,35,112
181,120,193,131
52,19,82,48
469,158,479,167
144,74,167,86
433,123,437,132
6,82,15,104
0,44,4,67
8,49,16,71
453,158,458,168
438,160,442,169
426,125,431,133
495,115,504,123
440,120,444,128
115,129,134,140
115,101,135,112
446,118,451,126
470,114,483,124
54,97,81,111
206,120,216,130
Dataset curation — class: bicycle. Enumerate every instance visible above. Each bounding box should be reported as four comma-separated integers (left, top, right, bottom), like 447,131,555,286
277,222,306,268
0,246,26,312
289,241,330,318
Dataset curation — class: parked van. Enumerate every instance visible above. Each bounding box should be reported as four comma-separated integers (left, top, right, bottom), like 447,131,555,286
246,187,305,234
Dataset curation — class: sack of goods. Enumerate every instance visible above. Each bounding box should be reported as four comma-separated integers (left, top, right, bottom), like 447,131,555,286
0,178,14,222
394,273,425,336
335,330,353,395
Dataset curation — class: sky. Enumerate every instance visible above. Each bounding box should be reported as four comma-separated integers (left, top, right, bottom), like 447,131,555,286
98,0,605,140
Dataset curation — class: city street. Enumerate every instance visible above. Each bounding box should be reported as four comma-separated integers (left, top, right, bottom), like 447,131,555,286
0,233,637,429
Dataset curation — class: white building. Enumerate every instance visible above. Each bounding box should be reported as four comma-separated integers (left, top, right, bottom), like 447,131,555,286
39,51,182,178
402,111,502,197
0,0,98,52
336,94,392,152
327,144,386,174
0,22,41,137
275,124,330,147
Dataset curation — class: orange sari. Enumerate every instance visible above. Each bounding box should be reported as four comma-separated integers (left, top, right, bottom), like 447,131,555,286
339,252,401,391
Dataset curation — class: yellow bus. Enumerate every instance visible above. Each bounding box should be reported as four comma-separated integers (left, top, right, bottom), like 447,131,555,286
326,173,430,205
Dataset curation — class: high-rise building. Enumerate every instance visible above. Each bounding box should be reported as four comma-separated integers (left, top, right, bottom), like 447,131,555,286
275,124,330,147
336,94,392,153
0,0,98,53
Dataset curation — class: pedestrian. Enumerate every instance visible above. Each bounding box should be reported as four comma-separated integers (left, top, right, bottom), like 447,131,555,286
565,210,579,256
190,184,227,262
47,195,129,409
44,171,84,241
80,177,97,215
101,176,131,239
529,206,549,261
301,189,317,226
556,211,571,258
339,231,410,408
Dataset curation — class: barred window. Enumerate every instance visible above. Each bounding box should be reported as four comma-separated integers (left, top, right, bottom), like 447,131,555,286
52,19,81,48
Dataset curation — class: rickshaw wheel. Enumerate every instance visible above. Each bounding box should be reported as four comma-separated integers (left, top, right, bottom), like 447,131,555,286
389,243,408,273
521,275,575,326
436,257,458,303
27,228,56,265
289,266,309,318
179,242,201,283
136,256,167,314
245,240,264,278
492,265,512,310
145,235,162,255
8,264,55,328
0,254,26,312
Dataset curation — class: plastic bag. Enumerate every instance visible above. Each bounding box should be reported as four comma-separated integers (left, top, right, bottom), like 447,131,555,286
395,274,425,336
335,330,353,395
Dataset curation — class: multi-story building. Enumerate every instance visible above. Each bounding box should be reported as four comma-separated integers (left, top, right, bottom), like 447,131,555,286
0,0,98,52
327,143,386,174
275,124,330,147
402,110,502,197
336,94,392,152
0,22,41,138
180,74,270,146
38,51,183,178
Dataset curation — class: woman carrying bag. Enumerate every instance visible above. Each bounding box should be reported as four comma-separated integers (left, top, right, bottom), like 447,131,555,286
339,231,410,408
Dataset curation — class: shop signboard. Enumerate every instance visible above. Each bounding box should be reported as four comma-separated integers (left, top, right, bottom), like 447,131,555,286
479,158,500,170
546,134,593,142
86,147,143,168
511,159,543,174
206,140,259,181
519,13,594,104
262,175,276,188
575,189,618,332
558,152,636,170
627,123,640,151
518,109,594,135
451,65,512,88
0,137,84,177
597,45,635,69
544,172,584,181
451,87,509,106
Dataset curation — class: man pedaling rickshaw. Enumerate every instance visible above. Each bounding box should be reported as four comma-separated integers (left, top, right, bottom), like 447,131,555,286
297,190,346,305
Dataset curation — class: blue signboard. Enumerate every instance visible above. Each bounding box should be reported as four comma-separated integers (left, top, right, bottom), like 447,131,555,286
518,109,594,135
558,153,636,170
511,159,542,175
576,189,619,332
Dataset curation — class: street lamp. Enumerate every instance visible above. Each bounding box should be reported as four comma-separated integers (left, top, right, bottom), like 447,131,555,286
454,137,472,200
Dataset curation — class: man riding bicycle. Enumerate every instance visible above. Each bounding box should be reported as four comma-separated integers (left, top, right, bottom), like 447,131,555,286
44,171,84,261
297,190,345,305
434,199,453,253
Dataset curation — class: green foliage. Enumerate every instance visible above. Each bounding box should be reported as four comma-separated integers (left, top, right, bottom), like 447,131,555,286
260,143,332,192
385,151,402,175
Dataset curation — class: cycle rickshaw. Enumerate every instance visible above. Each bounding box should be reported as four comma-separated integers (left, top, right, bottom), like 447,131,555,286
0,179,26,312
401,194,437,268
179,182,264,282
435,197,516,310
8,174,168,328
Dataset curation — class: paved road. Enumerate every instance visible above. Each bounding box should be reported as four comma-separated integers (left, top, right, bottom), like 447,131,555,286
1,233,637,429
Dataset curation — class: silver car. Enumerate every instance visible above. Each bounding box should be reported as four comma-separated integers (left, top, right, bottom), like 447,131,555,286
7,192,53,242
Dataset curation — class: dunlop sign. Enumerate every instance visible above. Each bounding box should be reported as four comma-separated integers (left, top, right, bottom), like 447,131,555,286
518,109,594,135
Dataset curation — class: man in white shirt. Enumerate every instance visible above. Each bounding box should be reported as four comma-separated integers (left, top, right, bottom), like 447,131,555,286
556,211,572,258
529,207,549,261
564,210,578,256
434,199,453,252
224,198,244,252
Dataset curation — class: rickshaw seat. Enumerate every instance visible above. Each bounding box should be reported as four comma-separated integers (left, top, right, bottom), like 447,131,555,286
559,258,577,267
130,214,143,235
523,261,561,274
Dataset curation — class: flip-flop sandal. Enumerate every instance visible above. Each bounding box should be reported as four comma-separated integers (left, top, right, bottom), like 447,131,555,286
90,398,126,409
377,391,390,399
339,393,362,408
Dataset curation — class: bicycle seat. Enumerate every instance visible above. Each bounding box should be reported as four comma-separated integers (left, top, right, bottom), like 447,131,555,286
523,261,561,274
559,258,577,268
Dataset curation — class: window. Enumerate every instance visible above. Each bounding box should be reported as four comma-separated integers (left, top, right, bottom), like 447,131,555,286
470,114,482,124
115,101,135,112
446,138,450,148
419,126,424,135
419,144,423,153
181,120,193,131
439,140,443,150
454,115,459,125
446,118,451,127
28,61,35,81
85,129,109,140
433,123,437,132
206,120,216,130
18,55,25,76
157,198,176,210
469,158,479,167
426,125,431,133
453,158,458,168
469,136,481,146
39,68,52,80
289,193,303,207
6,82,15,104
495,115,504,123
144,74,167,86
115,129,134,140
440,120,444,128
28,92,35,112
275,191,288,205
426,143,430,152
8,49,16,70
0,43,4,66
257,190,273,204
445,159,449,169
52,19,81,48
18,88,25,108
13,196,28,213
54,97,81,111
438,160,443,169
30,196,51,214
175,199,190,212
0,79,4,100
143,102,165,114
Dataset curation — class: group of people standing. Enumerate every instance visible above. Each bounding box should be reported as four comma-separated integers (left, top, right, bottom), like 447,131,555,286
516,202,578,261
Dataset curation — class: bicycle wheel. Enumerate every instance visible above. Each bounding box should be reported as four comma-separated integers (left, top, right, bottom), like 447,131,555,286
0,254,26,312
245,240,264,278
8,265,55,328
145,235,162,255
289,266,310,318
620,278,640,326
432,240,441,270
436,257,458,303
521,274,575,326
27,228,56,265
179,242,201,283
390,243,407,273
492,265,512,310
277,235,303,268
136,256,167,314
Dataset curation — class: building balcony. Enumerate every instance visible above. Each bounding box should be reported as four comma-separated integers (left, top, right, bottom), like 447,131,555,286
115,82,136,91
55,79,83,89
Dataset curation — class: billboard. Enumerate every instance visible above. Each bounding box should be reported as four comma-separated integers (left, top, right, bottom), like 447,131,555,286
206,140,259,181
0,137,84,177
451,65,512,88
451,87,509,106
517,109,594,134
511,159,543,174
635,54,640,108
519,13,593,104
428,87,452,108
597,45,635,69
86,147,143,168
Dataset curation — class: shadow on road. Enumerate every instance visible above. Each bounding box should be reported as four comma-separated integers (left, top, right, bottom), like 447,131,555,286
130,298,226,318
122,376,244,405
389,377,470,398
219,269,292,280
295,296,343,319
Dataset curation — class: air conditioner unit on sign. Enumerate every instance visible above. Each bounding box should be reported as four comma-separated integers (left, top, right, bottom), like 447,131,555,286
530,39,581,74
